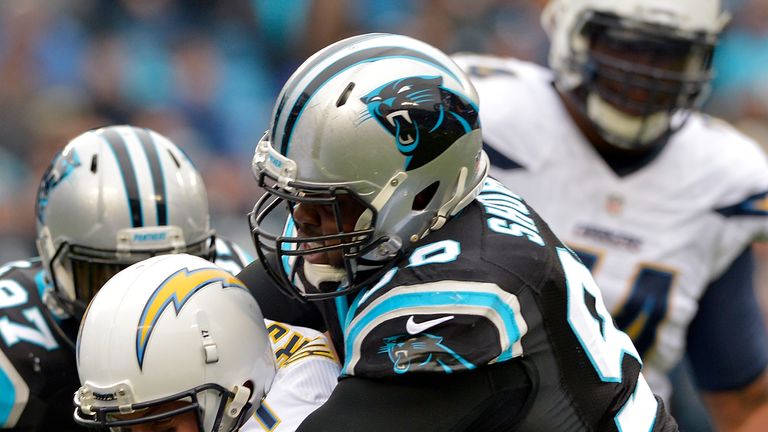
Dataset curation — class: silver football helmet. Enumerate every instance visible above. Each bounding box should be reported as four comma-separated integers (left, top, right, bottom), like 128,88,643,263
250,33,489,300
74,254,275,432
35,125,215,320
542,0,730,149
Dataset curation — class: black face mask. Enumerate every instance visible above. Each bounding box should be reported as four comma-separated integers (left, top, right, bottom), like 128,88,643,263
579,13,715,118
248,171,401,302
49,237,216,321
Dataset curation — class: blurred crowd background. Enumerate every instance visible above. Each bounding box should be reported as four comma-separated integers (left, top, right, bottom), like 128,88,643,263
2,0,768,308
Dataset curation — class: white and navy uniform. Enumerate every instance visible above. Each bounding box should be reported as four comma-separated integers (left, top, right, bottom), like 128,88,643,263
0,239,250,431
242,320,339,432
452,53,768,401
296,180,676,431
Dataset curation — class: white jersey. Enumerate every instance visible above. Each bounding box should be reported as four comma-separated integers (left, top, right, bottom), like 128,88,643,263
453,53,768,400
241,320,339,432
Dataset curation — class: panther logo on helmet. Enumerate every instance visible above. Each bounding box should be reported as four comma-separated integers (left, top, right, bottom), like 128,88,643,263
361,75,479,171
36,148,81,224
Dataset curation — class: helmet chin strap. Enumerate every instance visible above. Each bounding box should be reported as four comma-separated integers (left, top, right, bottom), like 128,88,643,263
429,166,468,233
429,150,490,233
302,261,348,290
586,93,670,149
219,385,252,432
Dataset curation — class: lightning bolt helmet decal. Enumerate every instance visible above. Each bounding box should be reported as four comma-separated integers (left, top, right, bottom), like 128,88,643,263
135,267,246,369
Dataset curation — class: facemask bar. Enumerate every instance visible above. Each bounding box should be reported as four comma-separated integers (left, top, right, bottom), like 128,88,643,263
48,235,216,321
249,170,401,301
73,382,246,432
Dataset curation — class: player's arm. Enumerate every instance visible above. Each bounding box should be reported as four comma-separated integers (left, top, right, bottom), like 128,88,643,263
237,257,325,330
702,371,768,432
296,360,532,432
686,247,768,431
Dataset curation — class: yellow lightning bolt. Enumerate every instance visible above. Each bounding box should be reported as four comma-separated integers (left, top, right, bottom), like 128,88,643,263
136,267,245,368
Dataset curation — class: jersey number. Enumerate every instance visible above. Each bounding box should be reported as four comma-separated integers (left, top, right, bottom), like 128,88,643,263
0,279,59,350
558,248,657,431
571,247,674,358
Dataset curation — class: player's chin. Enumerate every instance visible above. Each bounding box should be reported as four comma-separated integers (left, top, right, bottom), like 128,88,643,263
304,251,345,268
301,241,346,267
304,251,329,265
303,251,346,267
327,253,345,268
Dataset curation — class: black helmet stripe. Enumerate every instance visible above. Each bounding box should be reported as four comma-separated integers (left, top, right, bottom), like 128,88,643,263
277,46,459,155
101,128,143,228
135,128,168,226
271,33,384,142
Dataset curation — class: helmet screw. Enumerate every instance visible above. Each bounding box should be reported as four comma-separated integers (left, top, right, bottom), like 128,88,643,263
410,234,419,242
230,408,238,415
390,179,399,186
117,388,125,396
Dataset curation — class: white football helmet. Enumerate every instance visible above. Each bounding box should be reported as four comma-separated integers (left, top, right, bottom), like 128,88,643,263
249,33,488,300
35,125,215,321
73,253,275,432
542,0,730,149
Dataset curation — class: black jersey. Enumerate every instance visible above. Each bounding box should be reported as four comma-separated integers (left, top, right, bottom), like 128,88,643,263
309,178,675,431
0,258,82,431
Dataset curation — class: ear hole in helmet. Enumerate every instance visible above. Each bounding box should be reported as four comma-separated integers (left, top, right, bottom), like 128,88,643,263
241,380,257,400
336,82,355,107
413,181,439,211
90,155,98,173
167,149,181,168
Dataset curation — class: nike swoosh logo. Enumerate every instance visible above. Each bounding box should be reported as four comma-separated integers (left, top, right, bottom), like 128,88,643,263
406,315,454,335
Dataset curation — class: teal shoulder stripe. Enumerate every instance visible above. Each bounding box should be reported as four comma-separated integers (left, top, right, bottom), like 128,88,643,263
343,290,522,374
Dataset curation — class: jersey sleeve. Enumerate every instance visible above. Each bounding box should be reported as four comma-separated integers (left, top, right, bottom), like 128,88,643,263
247,321,339,432
692,118,768,278
687,247,768,391
340,278,527,378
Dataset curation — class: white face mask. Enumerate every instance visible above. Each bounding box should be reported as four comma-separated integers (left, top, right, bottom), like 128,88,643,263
586,92,671,149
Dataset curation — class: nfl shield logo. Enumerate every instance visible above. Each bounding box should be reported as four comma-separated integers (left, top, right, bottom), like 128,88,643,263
606,194,624,216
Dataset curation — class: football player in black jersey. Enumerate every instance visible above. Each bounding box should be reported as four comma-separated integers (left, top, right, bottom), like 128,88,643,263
240,33,679,431
0,125,252,430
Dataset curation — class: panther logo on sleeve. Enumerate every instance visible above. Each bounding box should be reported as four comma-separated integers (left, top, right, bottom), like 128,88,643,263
360,75,479,170
379,333,475,374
